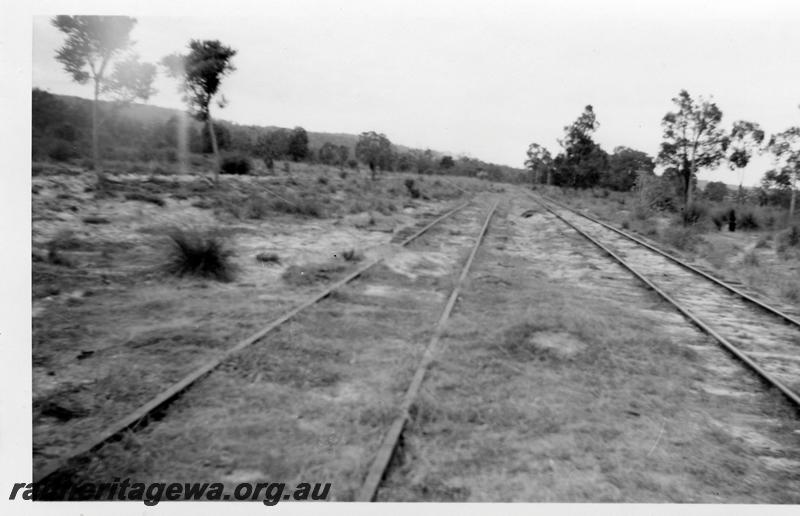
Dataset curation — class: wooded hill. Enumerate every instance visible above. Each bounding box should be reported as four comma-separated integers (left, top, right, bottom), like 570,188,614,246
32,89,526,182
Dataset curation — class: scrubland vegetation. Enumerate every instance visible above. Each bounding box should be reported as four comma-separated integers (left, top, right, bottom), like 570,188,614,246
524,93,799,310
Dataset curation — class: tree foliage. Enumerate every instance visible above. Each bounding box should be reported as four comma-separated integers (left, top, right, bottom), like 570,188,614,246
603,147,654,191
51,15,155,171
288,127,310,161
355,131,393,178
767,126,800,217
657,90,729,207
552,106,608,188
524,143,553,185
704,181,729,202
162,39,237,181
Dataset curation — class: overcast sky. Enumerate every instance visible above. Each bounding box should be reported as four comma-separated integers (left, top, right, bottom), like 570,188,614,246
29,0,800,185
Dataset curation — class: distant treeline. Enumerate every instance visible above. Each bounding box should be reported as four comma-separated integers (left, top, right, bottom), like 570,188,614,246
32,89,527,183
525,102,796,210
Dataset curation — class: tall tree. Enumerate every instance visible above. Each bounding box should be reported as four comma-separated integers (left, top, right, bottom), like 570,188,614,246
603,147,654,191
657,90,729,207
553,105,607,188
317,142,340,165
52,16,155,174
767,127,800,219
728,120,765,203
287,127,310,161
704,181,729,202
162,40,237,183
524,143,553,185
355,131,393,180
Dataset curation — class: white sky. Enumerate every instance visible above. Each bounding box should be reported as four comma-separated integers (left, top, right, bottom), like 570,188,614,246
26,0,800,185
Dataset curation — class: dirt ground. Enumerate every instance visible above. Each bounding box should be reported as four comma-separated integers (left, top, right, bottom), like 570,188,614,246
30,161,485,475
379,193,800,502
31,165,799,501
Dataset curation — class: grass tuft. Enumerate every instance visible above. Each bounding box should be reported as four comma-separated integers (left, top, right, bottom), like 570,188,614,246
256,252,281,264
164,228,235,282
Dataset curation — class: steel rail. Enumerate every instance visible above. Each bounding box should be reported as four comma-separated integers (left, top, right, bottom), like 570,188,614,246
35,199,473,484
357,200,499,502
534,192,800,328
530,195,800,409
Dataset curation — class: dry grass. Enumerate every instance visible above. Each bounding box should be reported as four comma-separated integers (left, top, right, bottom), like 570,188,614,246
549,186,800,310
377,193,800,502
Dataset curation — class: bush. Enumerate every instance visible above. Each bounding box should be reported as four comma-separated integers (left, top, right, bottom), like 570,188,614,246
340,249,363,262
48,140,80,162
632,204,651,221
711,208,729,231
270,197,324,218
404,178,421,199
742,251,759,267
256,252,280,264
778,225,800,249
220,155,252,175
681,202,708,226
662,226,700,251
738,210,760,230
164,229,234,282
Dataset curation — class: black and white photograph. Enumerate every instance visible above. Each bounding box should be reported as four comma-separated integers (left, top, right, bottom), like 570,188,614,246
2,0,800,512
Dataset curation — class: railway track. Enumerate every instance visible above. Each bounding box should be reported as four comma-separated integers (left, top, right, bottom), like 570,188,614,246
530,192,800,409
357,200,497,501
35,198,478,486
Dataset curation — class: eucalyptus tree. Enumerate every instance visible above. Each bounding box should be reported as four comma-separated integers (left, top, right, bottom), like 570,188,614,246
162,40,237,183
767,126,800,219
52,15,156,174
657,90,729,207
728,120,765,202
524,143,553,185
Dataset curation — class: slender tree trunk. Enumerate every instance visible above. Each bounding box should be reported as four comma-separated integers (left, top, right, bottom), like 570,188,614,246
207,116,221,184
790,174,797,221
685,162,695,207
92,79,101,180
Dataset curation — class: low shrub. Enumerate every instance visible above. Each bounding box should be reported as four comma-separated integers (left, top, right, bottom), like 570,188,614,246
256,252,281,264
124,192,165,206
711,208,729,231
404,178,421,199
662,225,700,251
778,225,800,249
681,202,708,226
742,251,759,267
48,140,80,162
271,197,323,218
164,228,235,282
220,155,252,175
340,249,363,262
632,204,650,221
738,209,760,231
